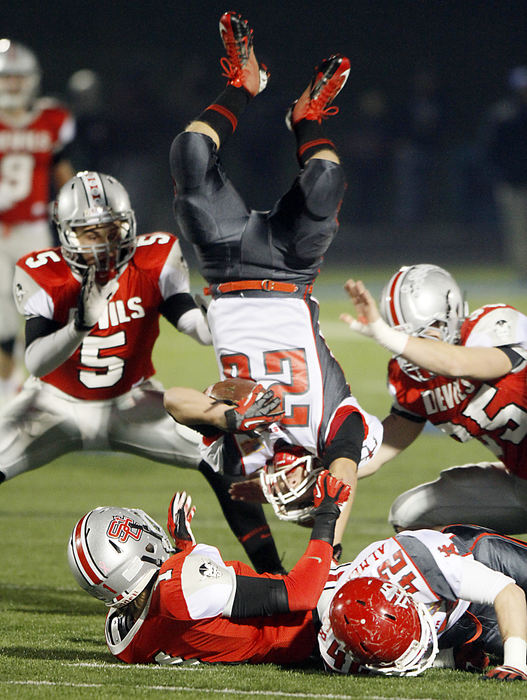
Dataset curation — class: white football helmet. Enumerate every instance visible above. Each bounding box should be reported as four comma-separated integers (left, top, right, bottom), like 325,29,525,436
0,39,40,109
329,577,438,676
67,506,174,608
380,264,468,381
53,171,137,278
260,445,324,526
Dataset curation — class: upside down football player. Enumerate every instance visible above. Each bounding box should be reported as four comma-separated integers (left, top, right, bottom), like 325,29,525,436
67,475,527,680
341,263,527,534
0,39,76,403
167,10,382,570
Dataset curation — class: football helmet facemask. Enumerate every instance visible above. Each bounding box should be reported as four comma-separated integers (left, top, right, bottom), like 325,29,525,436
53,171,137,281
0,39,41,110
329,577,438,676
260,444,324,526
67,506,174,609
380,264,468,382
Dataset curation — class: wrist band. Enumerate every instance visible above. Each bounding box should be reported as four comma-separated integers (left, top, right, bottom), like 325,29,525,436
369,318,409,356
503,636,527,672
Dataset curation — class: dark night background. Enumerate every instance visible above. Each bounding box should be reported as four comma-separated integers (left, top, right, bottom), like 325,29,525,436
5,1,527,266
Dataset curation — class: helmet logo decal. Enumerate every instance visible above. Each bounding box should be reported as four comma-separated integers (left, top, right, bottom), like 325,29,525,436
79,171,106,208
107,516,142,543
379,581,410,608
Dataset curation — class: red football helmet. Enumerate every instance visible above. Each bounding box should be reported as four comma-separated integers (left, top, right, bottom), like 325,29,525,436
329,577,438,676
260,444,324,526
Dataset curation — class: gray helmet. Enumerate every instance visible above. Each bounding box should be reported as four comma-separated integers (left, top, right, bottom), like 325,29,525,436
67,506,174,608
260,445,324,527
53,171,137,276
0,39,41,109
380,264,468,381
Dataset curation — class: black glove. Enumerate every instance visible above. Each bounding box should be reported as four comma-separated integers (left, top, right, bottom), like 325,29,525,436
225,384,283,436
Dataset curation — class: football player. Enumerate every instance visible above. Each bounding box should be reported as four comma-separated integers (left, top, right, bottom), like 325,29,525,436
340,264,527,533
0,39,76,403
67,471,350,666
67,480,527,680
319,527,527,680
2,170,211,482
168,11,382,568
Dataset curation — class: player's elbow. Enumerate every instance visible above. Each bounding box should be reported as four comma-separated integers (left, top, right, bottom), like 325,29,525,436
163,387,186,422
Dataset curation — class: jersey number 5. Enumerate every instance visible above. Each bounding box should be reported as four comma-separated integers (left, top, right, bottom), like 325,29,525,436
78,332,126,388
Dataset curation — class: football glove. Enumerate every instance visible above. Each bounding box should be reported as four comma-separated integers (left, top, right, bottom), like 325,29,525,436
167,491,196,552
313,470,351,511
483,665,527,681
74,266,119,331
224,384,283,435
310,470,351,544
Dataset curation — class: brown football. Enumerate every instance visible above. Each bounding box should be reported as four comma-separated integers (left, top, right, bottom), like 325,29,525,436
205,377,257,405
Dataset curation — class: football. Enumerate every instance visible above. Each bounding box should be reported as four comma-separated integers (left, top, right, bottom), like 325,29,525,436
205,377,258,405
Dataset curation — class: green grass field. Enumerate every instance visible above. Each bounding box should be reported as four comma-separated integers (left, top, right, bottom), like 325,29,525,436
1,265,527,699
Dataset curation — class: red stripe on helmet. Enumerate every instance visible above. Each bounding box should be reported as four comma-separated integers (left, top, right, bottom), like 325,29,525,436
73,515,103,585
388,269,405,326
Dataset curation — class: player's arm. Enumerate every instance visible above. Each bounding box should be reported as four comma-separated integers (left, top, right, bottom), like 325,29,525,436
341,279,513,381
17,265,118,377
227,471,350,616
164,383,283,436
158,239,211,345
358,412,424,478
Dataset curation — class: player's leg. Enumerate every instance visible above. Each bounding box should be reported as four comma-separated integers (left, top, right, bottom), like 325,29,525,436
389,462,527,533
108,382,202,469
170,12,267,251
270,56,349,247
0,380,83,483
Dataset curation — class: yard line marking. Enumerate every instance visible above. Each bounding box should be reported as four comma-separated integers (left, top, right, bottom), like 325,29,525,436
2,681,440,700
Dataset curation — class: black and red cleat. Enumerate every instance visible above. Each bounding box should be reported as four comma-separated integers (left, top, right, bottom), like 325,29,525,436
286,54,350,128
219,11,269,96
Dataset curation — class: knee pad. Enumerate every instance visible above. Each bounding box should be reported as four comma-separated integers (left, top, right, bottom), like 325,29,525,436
298,159,346,219
169,131,216,190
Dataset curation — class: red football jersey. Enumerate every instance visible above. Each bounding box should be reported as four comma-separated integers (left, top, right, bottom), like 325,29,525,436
107,546,317,665
15,233,187,399
0,98,74,224
388,305,527,478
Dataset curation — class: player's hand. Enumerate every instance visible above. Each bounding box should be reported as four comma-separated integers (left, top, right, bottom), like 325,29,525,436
225,384,283,435
75,266,119,330
340,278,380,336
483,665,527,681
229,476,267,503
313,470,351,512
454,641,489,672
167,491,196,552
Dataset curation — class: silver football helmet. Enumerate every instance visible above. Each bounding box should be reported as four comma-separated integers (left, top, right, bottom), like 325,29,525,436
53,171,137,278
380,264,468,381
260,445,324,526
67,506,174,608
0,39,41,109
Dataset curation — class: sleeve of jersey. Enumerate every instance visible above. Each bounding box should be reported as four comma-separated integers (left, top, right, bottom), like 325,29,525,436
158,238,191,300
227,538,334,617
465,306,527,350
164,544,237,620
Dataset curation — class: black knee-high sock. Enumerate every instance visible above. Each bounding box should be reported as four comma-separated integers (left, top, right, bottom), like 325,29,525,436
292,118,338,167
199,461,285,574
195,85,251,146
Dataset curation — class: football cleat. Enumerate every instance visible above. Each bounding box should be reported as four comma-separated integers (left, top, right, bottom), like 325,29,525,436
286,54,350,129
219,11,269,96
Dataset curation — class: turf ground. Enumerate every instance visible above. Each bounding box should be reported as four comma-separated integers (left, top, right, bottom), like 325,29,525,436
1,265,527,699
